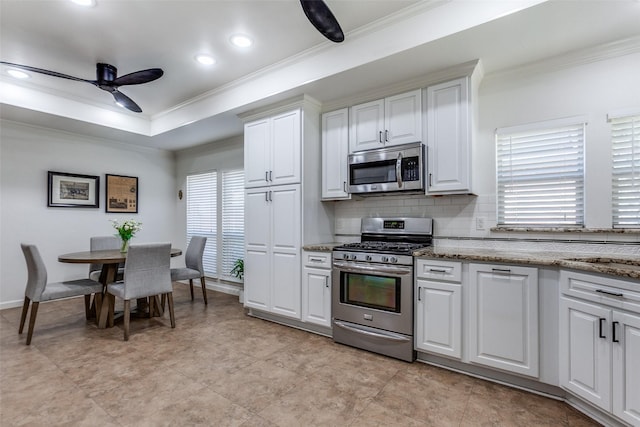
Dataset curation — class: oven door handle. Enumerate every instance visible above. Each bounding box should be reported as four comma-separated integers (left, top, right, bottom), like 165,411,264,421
333,320,411,343
332,261,413,276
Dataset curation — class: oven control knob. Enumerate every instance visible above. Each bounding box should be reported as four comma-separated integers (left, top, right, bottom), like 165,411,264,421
343,254,349,260
381,256,389,263
366,255,372,261
350,254,357,260
389,256,398,264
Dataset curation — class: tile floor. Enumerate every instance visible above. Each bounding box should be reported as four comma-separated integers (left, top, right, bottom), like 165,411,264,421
0,285,599,426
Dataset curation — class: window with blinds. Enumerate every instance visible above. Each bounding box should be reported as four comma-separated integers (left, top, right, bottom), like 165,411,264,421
186,169,245,280
221,170,245,281
496,117,586,227
186,172,217,276
611,113,640,228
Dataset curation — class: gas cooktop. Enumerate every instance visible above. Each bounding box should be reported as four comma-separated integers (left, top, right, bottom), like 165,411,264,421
335,241,428,255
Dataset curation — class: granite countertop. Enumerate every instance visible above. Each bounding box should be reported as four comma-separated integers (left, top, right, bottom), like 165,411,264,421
302,243,343,252
414,247,640,281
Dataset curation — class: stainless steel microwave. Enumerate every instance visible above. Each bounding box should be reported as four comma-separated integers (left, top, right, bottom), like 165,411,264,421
348,142,424,194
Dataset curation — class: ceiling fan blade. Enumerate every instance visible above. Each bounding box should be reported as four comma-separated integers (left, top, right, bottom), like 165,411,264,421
0,61,94,84
300,0,344,43
114,68,164,86
112,90,142,113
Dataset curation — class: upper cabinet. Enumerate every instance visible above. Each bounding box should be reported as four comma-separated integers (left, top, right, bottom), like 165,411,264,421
425,62,483,195
245,109,301,188
321,108,350,200
349,89,422,153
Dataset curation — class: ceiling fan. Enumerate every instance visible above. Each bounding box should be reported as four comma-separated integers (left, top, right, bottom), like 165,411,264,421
0,61,163,113
300,0,344,43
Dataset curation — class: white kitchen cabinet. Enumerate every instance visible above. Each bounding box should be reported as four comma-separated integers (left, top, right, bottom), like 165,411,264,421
468,263,539,378
244,109,301,188
244,185,301,319
559,270,640,426
321,108,350,200
415,259,462,359
349,89,422,152
302,251,332,328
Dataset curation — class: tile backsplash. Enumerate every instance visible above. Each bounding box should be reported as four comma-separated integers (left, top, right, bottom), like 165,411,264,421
332,193,639,257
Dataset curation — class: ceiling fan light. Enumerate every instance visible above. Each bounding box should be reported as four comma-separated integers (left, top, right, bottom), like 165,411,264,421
230,34,253,48
7,69,30,79
195,54,216,65
70,0,96,7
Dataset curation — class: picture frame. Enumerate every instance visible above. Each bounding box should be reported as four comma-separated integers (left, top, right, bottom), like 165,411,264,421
105,174,138,213
48,171,100,208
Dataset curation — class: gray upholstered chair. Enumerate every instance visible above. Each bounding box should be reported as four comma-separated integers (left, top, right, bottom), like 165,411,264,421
106,242,175,341
170,236,208,304
88,235,124,282
19,243,104,345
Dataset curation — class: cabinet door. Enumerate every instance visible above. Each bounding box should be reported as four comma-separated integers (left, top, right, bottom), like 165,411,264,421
303,267,331,327
559,297,611,411
271,109,301,186
612,311,640,425
270,185,301,319
415,279,462,359
244,188,271,310
349,99,384,152
384,89,422,147
426,77,470,194
468,264,539,377
244,119,271,188
322,109,350,200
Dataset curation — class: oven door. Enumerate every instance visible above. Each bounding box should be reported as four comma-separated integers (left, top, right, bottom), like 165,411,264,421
331,260,413,336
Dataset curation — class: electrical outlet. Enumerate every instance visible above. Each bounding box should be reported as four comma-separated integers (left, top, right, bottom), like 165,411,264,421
476,217,486,230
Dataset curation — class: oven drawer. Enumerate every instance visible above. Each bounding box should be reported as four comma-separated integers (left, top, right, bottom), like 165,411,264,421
303,251,331,269
415,259,462,282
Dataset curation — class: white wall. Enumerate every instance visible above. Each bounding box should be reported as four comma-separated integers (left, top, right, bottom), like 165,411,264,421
0,121,177,308
334,51,640,254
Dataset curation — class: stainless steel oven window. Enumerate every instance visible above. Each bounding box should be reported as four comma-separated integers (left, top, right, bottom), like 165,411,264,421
340,271,401,313
350,160,397,185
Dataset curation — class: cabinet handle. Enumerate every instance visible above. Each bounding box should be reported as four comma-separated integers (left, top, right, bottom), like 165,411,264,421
309,258,324,263
265,171,269,182
599,318,606,339
269,170,273,182
418,287,422,301
491,268,511,274
596,289,623,297
429,268,447,273
612,321,620,343
385,130,389,142
429,173,432,187
269,190,272,202
379,131,383,143
324,276,329,288
265,191,269,202
343,181,347,192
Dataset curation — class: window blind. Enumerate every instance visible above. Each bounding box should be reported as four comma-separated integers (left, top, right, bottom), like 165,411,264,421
496,118,585,227
611,114,640,228
186,172,217,276
221,170,245,281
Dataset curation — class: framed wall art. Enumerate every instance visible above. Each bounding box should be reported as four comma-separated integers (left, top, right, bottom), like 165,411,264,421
48,171,100,208
105,174,138,213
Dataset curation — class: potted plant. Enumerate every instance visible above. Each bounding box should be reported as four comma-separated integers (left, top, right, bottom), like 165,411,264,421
230,258,244,302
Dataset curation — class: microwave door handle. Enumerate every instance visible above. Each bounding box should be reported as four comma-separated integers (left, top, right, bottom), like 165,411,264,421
396,152,403,188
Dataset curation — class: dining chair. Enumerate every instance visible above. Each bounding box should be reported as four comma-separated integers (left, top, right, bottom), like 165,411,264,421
106,242,175,341
170,236,208,304
19,243,104,345
88,235,124,282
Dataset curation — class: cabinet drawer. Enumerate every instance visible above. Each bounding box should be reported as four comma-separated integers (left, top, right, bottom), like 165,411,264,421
560,270,640,315
415,259,462,282
303,251,332,269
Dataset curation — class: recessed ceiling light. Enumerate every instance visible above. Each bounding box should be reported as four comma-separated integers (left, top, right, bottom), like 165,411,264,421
7,69,30,79
230,34,253,48
71,0,96,6
195,54,216,66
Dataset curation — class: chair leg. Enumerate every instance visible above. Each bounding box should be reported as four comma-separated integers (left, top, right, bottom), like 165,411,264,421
148,297,153,318
161,294,166,311
93,293,103,325
166,292,176,328
19,296,30,334
108,294,115,328
26,301,39,345
200,277,208,305
123,299,131,341
189,279,194,301
84,295,92,320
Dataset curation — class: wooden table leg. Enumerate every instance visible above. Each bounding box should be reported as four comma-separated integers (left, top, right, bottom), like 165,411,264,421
97,263,118,329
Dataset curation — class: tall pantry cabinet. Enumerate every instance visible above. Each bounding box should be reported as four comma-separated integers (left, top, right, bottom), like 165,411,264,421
242,96,334,320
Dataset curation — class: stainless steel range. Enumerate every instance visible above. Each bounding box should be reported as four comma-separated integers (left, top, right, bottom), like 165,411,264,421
332,217,433,362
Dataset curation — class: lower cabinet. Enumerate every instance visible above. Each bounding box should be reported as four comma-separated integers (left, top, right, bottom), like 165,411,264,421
468,263,539,378
302,251,332,328
559,270,640,426
415,279,462,359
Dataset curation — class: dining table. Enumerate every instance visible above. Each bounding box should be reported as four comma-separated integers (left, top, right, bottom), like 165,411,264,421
58,247,182,328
